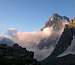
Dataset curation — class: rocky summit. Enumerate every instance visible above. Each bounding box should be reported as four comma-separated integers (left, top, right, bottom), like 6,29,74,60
41,13,69,31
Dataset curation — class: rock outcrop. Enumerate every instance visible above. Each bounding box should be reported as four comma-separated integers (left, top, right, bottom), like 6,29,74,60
0,44,40,65
56,54,75,65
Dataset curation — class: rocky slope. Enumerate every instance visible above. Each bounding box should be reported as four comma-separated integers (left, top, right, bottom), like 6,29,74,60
0,44,40,65
56,54,75,65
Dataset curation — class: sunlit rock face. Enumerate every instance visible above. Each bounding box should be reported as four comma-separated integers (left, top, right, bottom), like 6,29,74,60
41,13,69,32
7,13,69,61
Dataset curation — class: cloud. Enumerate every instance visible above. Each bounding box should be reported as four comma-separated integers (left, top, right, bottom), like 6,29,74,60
7,28,18,36
7,23,65,61
4,14,69,60
0,13,72,61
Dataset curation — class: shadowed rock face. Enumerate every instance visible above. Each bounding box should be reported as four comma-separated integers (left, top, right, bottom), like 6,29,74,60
41,27,73,65
0,44,40,65
51,27,73,56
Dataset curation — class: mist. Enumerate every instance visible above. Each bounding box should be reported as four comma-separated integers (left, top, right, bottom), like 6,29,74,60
0,13,69,61
6,21,66,61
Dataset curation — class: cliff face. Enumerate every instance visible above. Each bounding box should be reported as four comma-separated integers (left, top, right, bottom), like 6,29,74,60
41,26,74,65
0,44,40,65
56,28,75,65
51,27,73,56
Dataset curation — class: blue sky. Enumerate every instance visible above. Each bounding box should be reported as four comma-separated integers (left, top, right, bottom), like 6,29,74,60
0,0,75,33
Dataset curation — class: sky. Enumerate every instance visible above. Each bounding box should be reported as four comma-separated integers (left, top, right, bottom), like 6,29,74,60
0,0,75,33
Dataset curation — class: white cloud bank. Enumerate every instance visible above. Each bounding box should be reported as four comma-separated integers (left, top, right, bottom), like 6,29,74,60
6,22,66,61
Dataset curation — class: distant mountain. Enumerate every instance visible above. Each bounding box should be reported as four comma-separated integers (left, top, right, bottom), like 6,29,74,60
0,37,15,46
0,35,15,46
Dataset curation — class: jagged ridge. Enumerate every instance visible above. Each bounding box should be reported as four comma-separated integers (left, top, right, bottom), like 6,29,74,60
0,44,40,65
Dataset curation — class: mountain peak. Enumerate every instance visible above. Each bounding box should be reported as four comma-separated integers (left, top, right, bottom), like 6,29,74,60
41,13,69,32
